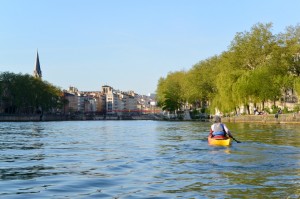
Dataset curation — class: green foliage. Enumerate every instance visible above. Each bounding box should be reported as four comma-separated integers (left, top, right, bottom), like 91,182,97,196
229,23,276,71
186,56,219,103
0,72,63,114
293,104,300,113
283,106,289,113
271,105,281,114
277,25,300,76
156,71,186,112
263,107,271,114
294,78,300,95
156,22,300,115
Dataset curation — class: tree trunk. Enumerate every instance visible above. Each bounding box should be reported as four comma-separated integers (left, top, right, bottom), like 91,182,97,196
246,104,250,115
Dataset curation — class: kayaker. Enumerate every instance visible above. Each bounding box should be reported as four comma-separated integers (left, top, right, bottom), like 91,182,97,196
209,115,233,138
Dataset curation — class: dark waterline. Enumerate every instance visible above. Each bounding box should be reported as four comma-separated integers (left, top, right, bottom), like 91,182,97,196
0,121,299,198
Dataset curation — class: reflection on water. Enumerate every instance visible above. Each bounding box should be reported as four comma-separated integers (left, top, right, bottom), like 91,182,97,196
0,121,299,198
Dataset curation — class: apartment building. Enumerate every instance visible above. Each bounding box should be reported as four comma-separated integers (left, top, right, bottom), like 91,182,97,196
102,85,116,114
116,91,138,115
63,87,95,114
62,85,159,116
63,92,79,114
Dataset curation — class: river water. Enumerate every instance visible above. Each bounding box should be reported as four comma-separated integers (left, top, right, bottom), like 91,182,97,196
0,121,299,198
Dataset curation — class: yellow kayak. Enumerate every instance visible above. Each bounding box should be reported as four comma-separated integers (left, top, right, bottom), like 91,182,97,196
208,136,231,146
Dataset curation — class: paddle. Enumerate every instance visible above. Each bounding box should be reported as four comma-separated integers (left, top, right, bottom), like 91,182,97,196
229,135,241,143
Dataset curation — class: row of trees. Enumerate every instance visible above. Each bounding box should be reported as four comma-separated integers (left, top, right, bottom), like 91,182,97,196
156,23,300,115
0,72,63,114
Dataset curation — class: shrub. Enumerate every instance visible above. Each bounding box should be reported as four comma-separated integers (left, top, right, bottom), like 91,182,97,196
293,104,300,113
263,107,271,114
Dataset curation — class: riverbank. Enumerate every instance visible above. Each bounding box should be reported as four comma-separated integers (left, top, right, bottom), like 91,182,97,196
1,113,300,124
0,114,67,122
0,113,163,122
221,113,300,124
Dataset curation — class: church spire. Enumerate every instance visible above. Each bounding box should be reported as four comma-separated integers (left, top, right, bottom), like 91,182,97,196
33,50,42,78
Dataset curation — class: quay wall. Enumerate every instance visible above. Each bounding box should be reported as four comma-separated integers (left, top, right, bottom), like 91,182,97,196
2,113,300,123
0,114,67,122
221,113,300,124
0,114,150,121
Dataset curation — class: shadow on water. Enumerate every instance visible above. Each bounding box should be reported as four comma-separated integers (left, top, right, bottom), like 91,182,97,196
0,165,56,180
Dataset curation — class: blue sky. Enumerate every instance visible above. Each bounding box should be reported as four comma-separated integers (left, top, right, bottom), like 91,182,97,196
1,0,300,94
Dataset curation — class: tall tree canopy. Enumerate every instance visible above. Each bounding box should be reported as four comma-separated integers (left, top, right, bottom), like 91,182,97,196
0,72,63,114
156,23,300,115
156,71,186,112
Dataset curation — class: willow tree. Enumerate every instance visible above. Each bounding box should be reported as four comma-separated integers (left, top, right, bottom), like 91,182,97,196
294,77,300,96
223,23,277,112
156,71,186,113
184,56,220,111
251,66,282,109
210,52,244,114
156,22,300,115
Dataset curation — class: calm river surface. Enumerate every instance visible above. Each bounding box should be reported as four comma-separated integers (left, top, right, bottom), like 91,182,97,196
0,121,299,198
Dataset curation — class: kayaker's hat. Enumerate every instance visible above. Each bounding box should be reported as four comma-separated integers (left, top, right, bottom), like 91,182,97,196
214,115,221,123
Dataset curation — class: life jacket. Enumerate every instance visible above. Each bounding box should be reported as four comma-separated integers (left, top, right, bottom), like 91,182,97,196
212,123,226,137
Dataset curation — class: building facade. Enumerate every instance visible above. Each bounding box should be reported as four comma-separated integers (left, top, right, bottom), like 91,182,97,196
61,85,160,116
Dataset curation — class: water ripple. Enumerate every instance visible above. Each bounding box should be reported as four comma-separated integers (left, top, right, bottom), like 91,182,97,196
0,121,299,198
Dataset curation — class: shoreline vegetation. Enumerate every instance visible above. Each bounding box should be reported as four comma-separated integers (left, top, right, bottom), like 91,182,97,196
1,113,300,124
155,23,300,119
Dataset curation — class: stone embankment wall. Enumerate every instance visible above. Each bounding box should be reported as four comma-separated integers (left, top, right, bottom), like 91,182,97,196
0,114,158,121
2,113,300,123
222,113,300,124
0,114,67,122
